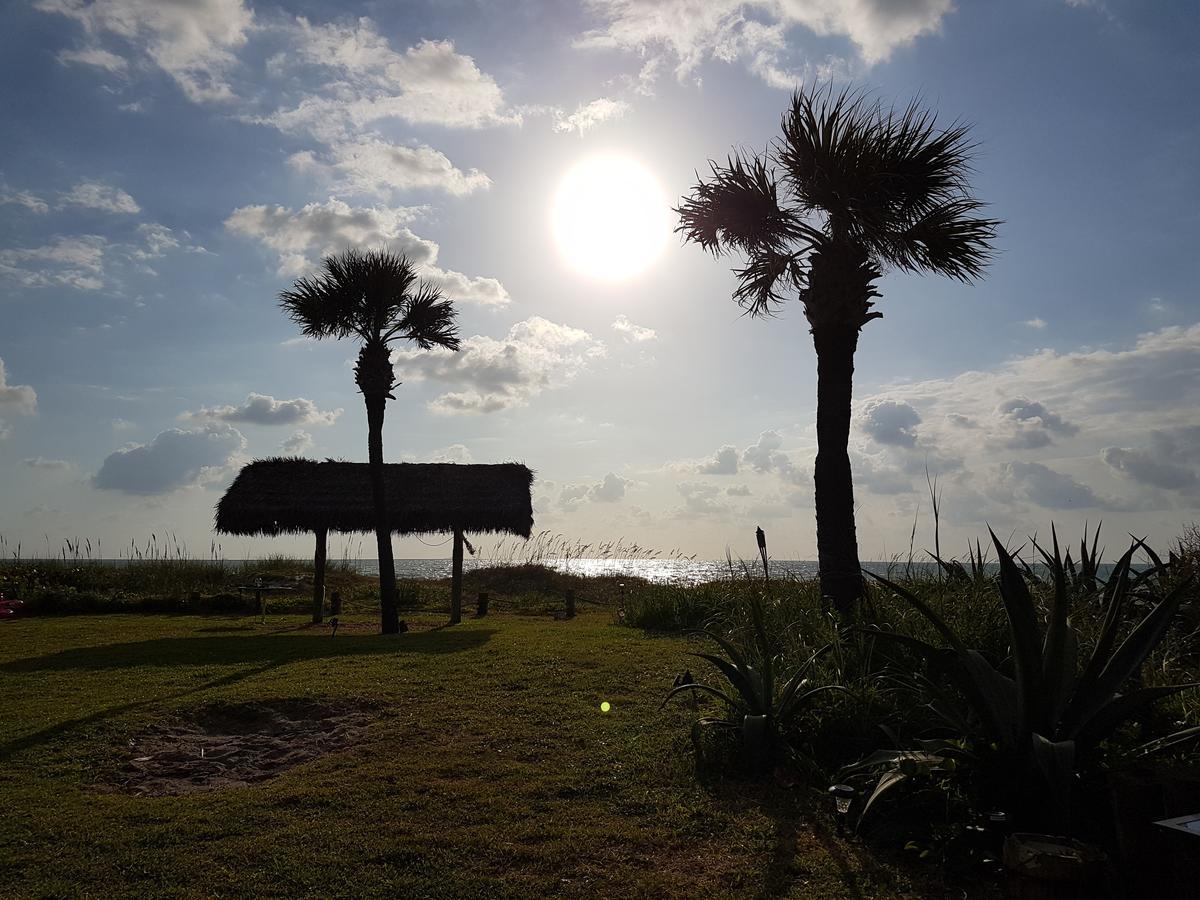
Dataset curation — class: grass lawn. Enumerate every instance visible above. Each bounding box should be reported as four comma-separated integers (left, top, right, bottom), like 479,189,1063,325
1,610,986,898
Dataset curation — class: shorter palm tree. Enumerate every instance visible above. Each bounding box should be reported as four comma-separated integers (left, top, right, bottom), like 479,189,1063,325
280,249,460,634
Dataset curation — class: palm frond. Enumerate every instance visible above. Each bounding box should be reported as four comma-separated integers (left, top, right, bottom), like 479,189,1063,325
776,84,880,225
675,153,816,256
731,247,805,317
776,83,999,279
883,199,999,281
391,282,461,351
279,248,459,349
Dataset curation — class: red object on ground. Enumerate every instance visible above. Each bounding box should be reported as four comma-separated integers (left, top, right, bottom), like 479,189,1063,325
0,596,24,618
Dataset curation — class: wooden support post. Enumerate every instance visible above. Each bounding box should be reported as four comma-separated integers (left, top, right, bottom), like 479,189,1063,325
476,592,489,617
312,527,327,625
450,527,464,625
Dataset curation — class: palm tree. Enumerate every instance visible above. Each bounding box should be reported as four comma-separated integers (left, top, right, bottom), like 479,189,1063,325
677,85,998,616
280,249,460,634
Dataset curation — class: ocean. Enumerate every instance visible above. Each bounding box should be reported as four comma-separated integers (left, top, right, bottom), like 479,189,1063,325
356,557,943,585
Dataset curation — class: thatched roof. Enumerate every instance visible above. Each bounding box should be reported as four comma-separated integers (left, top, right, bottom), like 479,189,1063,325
215,457,534,538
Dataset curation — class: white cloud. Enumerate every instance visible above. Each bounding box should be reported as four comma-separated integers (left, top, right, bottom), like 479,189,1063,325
225,198,432,276
0,359,37,414
577,0,953,88
57,45,128,71
35,0,254,103
288,140,491,197
1023,317,1047,329
852,323,1200,515
422,267,510,308
1102,428,1200,492
675,481,731,517
131,222,180,259
560,472,634,509
0,184,50,214
393,316,605,415
280,429,313,455
860,399,921,447
742,430,805,483
1001,461,1104,510
262,24,518,137
184,393,341,427
0,235,108,290
994,397,1077,449
611,314,658,343
224,198,507,304
23,457,74,470
553,98,631,135
93,423,246,494
427,443,473,464
60,180,140,214
591,472,633,502
698,444,739,475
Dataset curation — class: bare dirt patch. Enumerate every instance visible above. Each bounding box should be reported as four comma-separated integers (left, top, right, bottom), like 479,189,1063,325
107,699,373,796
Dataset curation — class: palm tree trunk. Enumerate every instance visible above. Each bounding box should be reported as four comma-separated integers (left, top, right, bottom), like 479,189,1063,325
365,391,400,633
812,324,864,616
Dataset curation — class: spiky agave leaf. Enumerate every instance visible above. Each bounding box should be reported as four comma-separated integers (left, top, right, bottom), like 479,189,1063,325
989,529,1046,741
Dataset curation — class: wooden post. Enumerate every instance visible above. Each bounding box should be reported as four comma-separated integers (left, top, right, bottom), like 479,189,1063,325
312,527,327,624
450,527,464,624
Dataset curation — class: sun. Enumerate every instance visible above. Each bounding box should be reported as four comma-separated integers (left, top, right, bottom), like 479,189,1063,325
552,153,671,282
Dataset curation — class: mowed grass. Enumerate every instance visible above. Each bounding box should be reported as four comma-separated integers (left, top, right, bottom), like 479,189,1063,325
1,611,978,899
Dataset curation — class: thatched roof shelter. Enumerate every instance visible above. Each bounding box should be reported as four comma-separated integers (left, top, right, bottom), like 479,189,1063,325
215,457,534,539
214,457,534,624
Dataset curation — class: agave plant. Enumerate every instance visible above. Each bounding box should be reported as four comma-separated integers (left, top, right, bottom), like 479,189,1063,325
867,528,1199,832
663,591,846,773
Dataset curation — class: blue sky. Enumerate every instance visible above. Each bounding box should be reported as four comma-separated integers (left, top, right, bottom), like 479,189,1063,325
1,0,1197,562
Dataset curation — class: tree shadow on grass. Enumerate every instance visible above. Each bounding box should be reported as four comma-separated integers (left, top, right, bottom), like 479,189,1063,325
698,778,872,900
0,627,497,674
0,628,495,763
0,661,281,763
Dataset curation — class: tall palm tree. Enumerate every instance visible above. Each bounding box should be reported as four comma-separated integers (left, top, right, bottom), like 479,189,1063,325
677,85,998,616
280,249,460,634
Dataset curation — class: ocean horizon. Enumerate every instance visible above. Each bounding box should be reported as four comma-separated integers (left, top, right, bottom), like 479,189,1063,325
38,556,1029,586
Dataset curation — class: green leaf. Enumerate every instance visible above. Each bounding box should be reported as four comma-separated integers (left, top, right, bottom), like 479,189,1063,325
990,529,1045,739
691,652,765,714
1073,684,1200,749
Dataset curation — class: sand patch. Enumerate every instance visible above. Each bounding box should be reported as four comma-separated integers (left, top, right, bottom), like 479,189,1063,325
108,699,373,796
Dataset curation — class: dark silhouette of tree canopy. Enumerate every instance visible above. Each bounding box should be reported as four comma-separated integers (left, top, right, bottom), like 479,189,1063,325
677,84,998,615
280,249,460,633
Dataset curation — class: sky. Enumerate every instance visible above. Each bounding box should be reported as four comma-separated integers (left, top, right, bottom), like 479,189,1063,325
0,0,1197,563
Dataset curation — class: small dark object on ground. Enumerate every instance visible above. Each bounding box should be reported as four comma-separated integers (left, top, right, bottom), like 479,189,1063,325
329,616,339,637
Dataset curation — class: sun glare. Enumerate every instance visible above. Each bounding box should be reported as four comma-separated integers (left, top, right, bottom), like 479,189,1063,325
552,153,671,282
